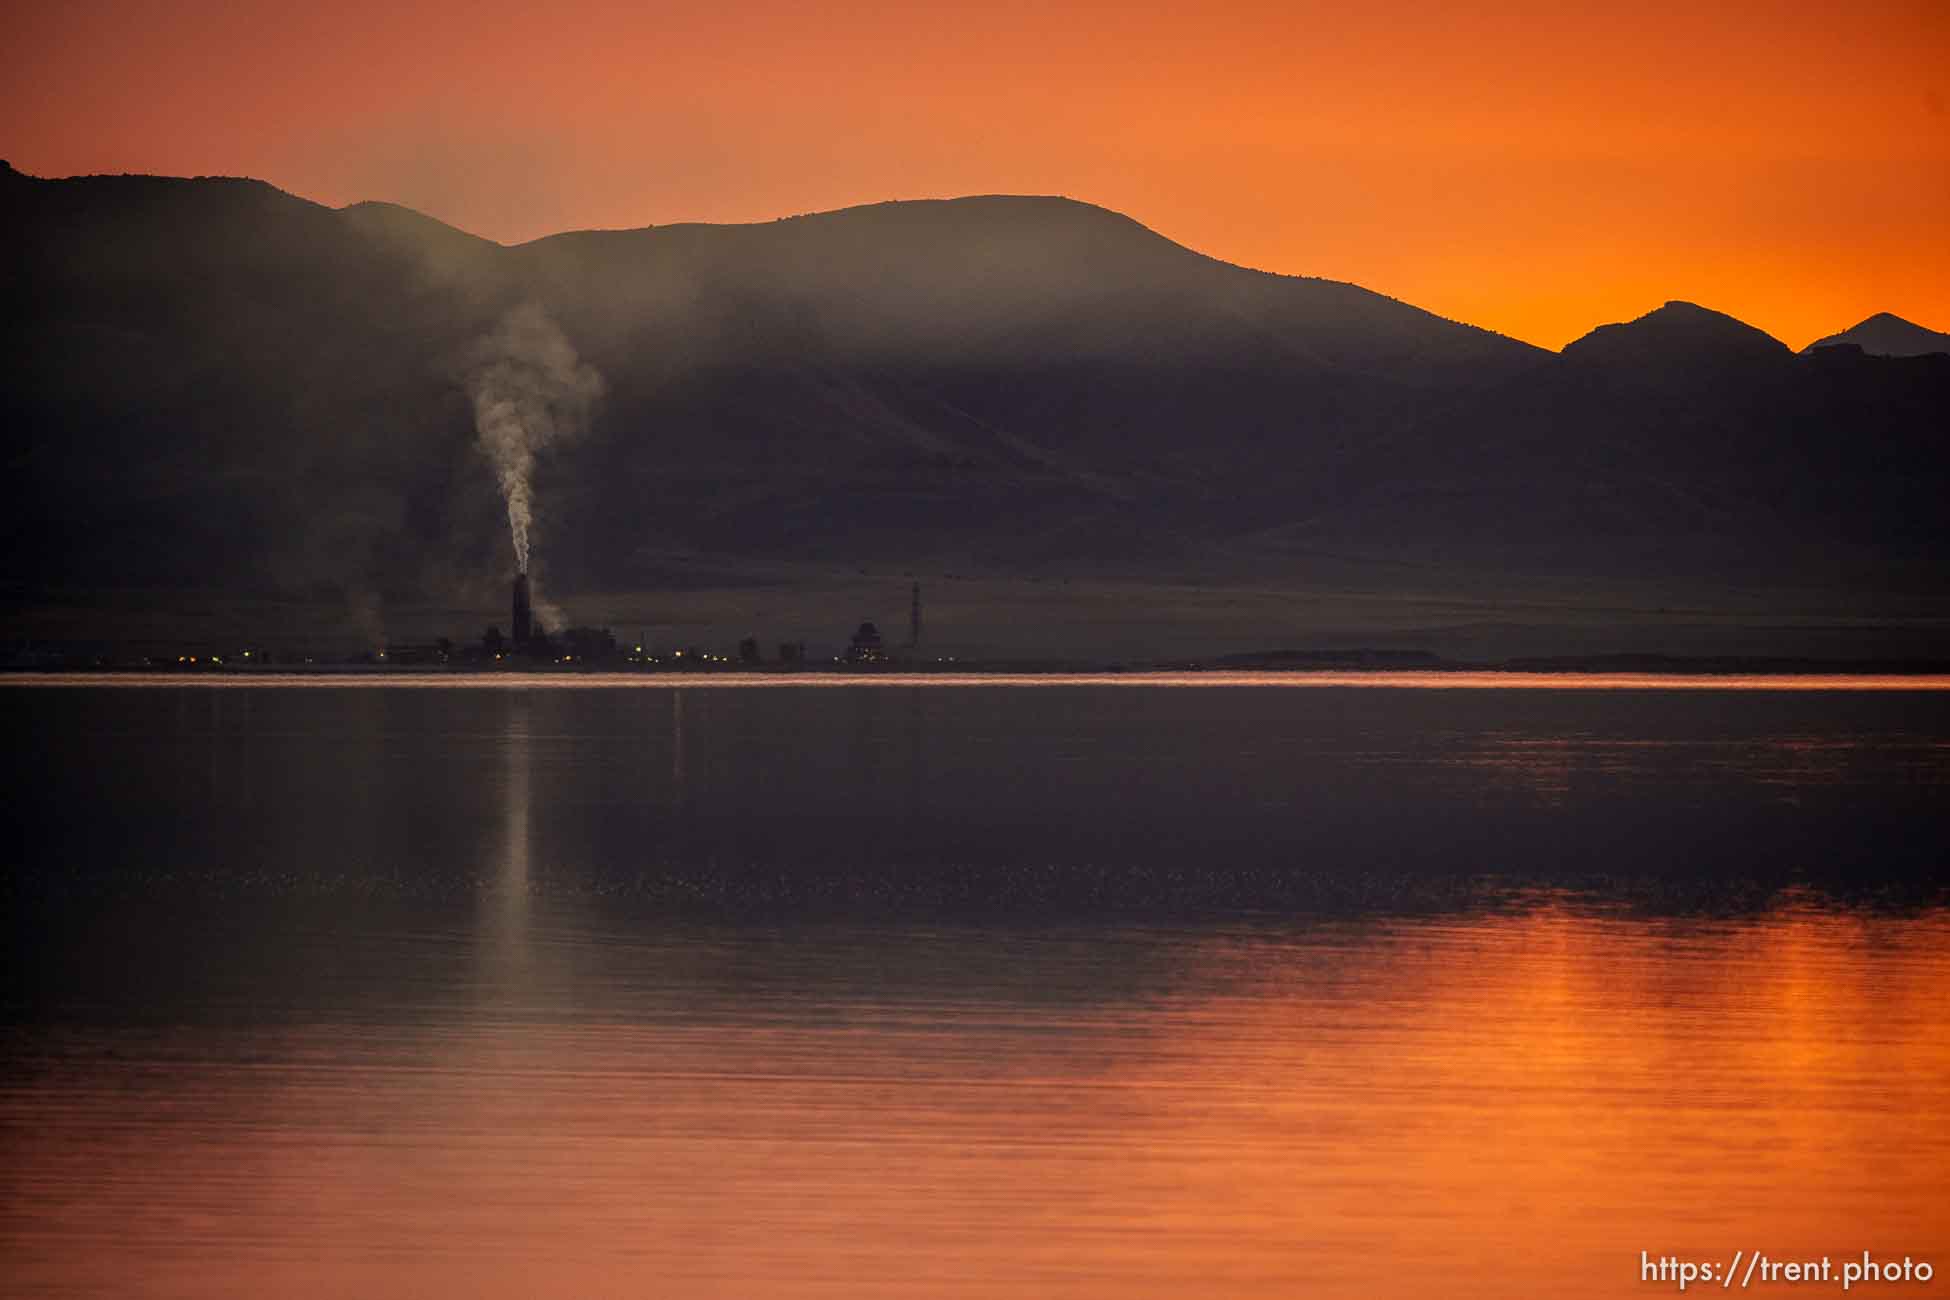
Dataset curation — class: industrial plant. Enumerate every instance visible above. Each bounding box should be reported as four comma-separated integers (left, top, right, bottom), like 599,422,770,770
9,578,990,672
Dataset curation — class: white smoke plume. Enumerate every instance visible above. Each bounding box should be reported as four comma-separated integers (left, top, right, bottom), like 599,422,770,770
466,304,604,574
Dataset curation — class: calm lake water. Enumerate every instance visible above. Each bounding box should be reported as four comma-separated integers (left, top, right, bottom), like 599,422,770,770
4,676,1948,1297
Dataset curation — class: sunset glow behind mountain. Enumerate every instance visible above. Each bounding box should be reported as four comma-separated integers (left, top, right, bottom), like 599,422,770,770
6,0,1944,349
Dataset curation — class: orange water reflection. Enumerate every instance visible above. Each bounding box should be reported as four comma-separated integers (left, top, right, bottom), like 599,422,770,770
5,905,1946,1297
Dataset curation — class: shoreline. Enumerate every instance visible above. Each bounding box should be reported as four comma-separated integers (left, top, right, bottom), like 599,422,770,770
7,667,1950,691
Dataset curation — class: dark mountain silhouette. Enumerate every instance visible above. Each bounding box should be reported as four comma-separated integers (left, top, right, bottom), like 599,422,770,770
1803,311,1950,358
1562,300,1793,373
3,162,1946,653
1274,299,1947,570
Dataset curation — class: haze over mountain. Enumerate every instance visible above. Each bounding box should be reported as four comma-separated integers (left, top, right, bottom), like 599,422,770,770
4,163,1946,658
1802,312,1950,358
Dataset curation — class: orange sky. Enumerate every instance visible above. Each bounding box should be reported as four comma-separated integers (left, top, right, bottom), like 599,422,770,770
5,0,1946,349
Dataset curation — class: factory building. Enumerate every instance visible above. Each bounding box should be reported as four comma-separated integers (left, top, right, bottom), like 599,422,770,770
847,621,887,663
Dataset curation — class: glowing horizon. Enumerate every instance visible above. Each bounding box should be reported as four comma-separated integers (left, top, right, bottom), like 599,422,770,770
11,671,1950,691
5,0,1945,350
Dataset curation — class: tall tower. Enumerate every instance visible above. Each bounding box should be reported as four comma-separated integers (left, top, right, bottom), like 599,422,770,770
512,573,533,648
909,580,921,650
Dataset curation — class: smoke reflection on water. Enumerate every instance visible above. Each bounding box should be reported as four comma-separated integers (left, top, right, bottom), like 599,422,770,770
480,692,532,990
672,685,687,804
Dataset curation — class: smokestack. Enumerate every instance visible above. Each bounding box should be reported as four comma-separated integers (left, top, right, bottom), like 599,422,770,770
513,572,532,648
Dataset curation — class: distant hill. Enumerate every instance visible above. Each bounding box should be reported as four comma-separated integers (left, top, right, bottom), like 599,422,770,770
1564,300,1793,369
1246,297,1948,571
3,162,1946,651
1803,312,1950,358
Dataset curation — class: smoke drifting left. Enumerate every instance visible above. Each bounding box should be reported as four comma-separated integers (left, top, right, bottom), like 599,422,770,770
465,303,605,605
464,305,600,569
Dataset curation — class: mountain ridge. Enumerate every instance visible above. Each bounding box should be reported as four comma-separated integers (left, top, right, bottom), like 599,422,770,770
8,163,1882,356
1562,300,1792,365
3,166,1945,654
1803,311,1950,358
